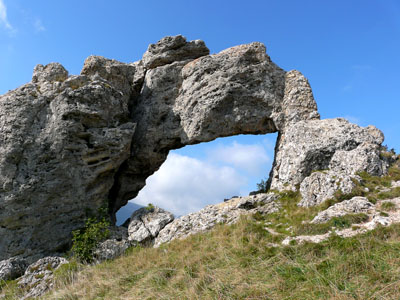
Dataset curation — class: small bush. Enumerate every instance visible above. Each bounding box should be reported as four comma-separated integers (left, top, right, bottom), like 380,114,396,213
70,211,110,263
256,178,268,192
145,203,155,211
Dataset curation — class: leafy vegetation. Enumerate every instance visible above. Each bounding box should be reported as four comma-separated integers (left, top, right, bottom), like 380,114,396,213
256,178,268,193
70,207,110,263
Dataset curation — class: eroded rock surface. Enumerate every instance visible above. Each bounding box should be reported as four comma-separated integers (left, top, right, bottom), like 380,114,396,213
269,118,386,198
299,171,360,207
311,197,374,224
17,256,68,299
0,35,387,262
127,206,174,243
154,193,279,247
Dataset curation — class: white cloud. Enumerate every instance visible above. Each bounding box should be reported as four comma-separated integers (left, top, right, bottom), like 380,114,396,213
131,153,247,216
0,0,12,30
34,18,45,32
207,141,270,176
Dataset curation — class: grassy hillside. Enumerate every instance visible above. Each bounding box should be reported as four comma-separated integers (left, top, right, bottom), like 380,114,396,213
43,219,400,299
2,156,400,300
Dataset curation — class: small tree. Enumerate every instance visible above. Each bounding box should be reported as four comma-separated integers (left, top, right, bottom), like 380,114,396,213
256,178,268,192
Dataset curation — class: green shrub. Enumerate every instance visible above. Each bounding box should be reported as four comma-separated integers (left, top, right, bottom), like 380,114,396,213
70,208,110,263
145,203,155,211
256,178,268,192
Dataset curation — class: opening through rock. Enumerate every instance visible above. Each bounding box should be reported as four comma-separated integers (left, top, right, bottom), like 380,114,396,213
116,133,278,225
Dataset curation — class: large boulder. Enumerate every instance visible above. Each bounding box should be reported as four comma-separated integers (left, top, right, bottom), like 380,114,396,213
127,206,174,244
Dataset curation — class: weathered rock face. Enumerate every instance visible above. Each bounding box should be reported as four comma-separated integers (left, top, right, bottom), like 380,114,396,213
17,256,68,299
154,193,280,247
127,206,174,243
298,171,359,207
0,61,136,261
0,34,387,261
311,197,374,224
268,118,386,193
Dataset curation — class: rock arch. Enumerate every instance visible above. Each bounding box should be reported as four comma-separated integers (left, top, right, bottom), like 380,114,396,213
0,35,385,261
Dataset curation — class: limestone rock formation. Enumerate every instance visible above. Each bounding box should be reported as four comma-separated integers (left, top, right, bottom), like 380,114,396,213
0,60,136,261
127,206,174,243
17,256,68,299
0,34,388,262
154,193,279,247
268,118,386,196
299,171,359,207
311,197,374,224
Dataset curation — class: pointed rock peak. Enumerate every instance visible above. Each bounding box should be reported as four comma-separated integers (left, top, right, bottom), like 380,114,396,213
282,70,320,126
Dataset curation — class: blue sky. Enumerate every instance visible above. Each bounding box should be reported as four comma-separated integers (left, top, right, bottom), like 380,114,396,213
1,0,399,220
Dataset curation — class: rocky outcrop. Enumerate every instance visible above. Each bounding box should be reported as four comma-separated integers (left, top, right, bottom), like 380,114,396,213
154,193,279,247
299,171,360,207
283,197,400,246
17,256,68,299
0,60,136,261
0,34,387,261
268,118,386,206
127,206,174,244
311,197,374,224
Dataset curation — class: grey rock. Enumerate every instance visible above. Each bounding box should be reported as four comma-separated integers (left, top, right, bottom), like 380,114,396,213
0,59,137,261
112,41,288,214
17,256,68,299
0,257,28,281
329,142,388,176
32,63,68,83
392,181,400,188
269,118,386,192
299,171,359,207
94,239,131,262
281,70,320,126
154,193,279,247
128,206,174,243
142,35,210,69
311,197,374,224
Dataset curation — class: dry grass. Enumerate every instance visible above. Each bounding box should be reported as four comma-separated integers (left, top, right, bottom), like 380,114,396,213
36,218,400,300
3,157,400,299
